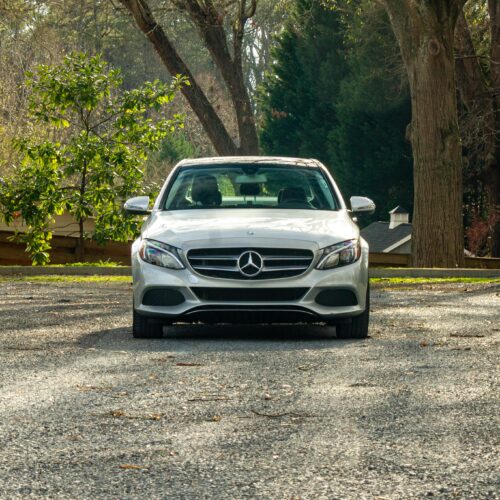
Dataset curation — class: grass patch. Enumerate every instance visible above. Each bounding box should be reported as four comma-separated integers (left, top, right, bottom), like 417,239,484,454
0,276,498,285
0,260,126,268
370,277,500,284
0,275,131,283
55,260,125,267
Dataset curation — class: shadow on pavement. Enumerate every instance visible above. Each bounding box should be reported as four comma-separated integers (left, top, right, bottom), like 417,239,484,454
85,323,369,353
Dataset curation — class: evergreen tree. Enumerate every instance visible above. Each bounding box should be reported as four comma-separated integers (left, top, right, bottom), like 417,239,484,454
328,4,413,219
259,0,346,163
259,0,413,222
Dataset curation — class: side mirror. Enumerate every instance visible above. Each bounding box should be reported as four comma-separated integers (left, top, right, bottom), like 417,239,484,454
124,196,151,215
350,196,375,215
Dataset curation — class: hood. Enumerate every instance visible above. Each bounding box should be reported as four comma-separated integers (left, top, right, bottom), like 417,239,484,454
143,209,358,251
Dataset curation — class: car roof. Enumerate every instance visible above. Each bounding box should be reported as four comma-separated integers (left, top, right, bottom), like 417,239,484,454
176,156,324,168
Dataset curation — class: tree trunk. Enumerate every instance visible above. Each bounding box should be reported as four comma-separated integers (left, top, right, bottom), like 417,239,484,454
407,48,464,267
381,0,465,267
227,51,259,155
77,218,85,262
455,13,489,114
486,164,500,255
488,0,500,256
118,0,261,155
176,0,259,154
455,6,500,257
118,0,238,156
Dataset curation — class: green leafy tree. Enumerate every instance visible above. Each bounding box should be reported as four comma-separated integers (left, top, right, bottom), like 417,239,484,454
0,52,186,264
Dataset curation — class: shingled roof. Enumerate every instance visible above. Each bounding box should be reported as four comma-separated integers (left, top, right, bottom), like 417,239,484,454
389,205,408,215
360,222,412,253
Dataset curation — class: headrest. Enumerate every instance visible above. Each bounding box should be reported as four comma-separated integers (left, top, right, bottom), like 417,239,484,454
191,175,222,206
240,183,260,197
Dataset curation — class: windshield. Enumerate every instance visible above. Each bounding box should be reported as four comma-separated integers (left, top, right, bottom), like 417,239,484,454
163,164,338,211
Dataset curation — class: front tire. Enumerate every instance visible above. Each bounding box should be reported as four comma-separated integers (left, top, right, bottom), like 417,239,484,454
335,284,370,339
132,309,164,339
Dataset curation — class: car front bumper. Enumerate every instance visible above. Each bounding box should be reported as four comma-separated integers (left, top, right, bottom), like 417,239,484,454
132,244,369,324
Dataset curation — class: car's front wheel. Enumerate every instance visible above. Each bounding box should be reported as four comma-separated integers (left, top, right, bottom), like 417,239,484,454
132,309,165,339
335,284,370,339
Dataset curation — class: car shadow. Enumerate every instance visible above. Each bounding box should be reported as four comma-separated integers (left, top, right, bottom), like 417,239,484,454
82,323,369,353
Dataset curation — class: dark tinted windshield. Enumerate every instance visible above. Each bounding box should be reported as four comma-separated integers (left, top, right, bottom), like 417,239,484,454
163,164,338,211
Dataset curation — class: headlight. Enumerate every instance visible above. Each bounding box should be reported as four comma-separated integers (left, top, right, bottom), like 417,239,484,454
316,239,361,269
139,239,184,270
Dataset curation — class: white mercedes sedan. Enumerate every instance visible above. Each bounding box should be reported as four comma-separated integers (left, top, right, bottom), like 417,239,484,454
124,157,375,339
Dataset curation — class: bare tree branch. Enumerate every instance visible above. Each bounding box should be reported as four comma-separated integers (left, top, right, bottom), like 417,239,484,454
117,0,238,155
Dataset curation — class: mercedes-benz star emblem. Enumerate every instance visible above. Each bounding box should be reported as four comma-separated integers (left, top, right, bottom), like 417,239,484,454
237,250,263,277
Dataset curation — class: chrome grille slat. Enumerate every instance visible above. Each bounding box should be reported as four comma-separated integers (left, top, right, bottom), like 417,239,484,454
263,256,311,261
262,266,309,272
189,256,239,261
187,247,314,280
192,265,239,271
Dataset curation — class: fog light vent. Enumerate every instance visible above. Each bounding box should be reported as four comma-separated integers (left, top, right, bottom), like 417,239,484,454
315,289,358,307
142,288,185,306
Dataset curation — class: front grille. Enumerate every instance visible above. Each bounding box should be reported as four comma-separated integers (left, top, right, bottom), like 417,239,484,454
187,247,314,280
191,287,309,302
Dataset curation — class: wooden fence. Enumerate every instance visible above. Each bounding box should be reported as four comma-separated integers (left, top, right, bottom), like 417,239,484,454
1,230,499,269
368,251,500,269
0,231,131,266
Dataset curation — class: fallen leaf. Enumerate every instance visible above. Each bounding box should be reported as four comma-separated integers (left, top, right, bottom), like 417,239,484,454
76,385,111,393
188,395,230,402
431,341,446,347
153,355,176,363
298,363,323,372
419,340,428,347
251,410,292,418
119,464,145,470
110,409,125,418
212,415,222,422
450,333,484,338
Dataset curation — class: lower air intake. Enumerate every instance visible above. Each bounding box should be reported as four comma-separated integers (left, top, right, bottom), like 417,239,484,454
191,287,309,302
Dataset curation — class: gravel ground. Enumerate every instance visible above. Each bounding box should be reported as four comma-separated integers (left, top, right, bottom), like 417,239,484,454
0,279,498,499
